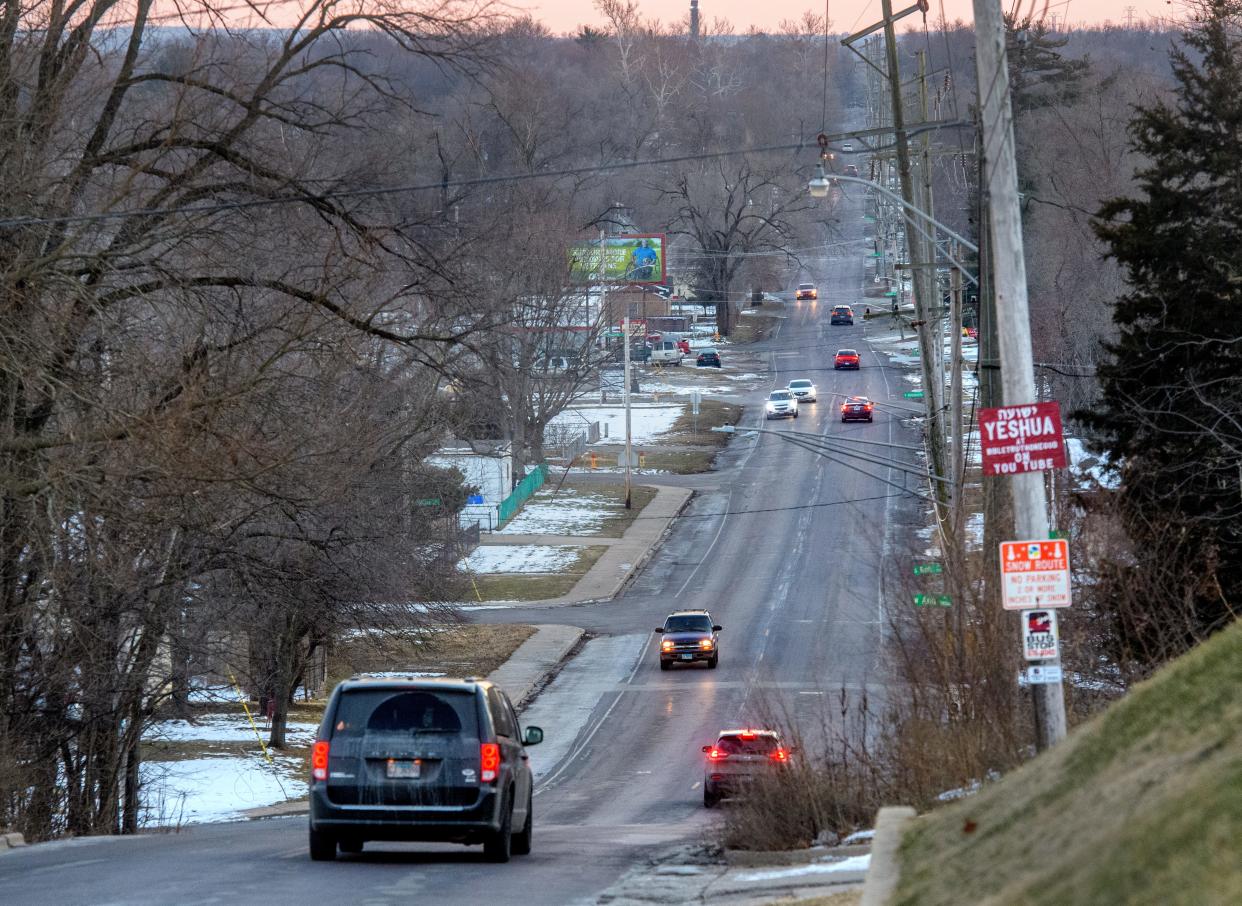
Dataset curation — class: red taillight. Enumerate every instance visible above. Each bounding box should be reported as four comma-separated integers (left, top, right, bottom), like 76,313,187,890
312,740,330,782
480,742,501,783
739,731,755,739
770,748,789,763
707,747,727,761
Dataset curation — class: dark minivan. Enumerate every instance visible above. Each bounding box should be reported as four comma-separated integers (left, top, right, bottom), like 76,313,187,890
308,677,543,863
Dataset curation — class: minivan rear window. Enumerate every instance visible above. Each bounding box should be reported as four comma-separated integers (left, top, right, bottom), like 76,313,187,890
329,689,478,739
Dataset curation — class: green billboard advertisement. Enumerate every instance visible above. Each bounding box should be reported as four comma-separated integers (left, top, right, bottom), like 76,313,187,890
568,234,666,285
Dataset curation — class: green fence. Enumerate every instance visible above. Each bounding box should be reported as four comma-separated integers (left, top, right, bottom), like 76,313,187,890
497,464,547,526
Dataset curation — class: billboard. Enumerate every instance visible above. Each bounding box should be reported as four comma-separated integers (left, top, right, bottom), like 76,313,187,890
568,234,666,285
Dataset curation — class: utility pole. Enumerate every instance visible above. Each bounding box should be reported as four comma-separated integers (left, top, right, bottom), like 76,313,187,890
917,51,946,461
878,0,948,514
950,242,964,531
971,0,1067,747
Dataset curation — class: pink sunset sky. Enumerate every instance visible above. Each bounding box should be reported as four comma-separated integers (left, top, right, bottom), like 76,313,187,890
522,0,1174,34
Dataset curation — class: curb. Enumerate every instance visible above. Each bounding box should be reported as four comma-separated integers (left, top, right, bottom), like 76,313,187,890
860,805,916,906
613,484,695,599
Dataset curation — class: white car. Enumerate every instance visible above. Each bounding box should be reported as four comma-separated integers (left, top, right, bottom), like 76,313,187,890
788,379,817,403
765,389,799,419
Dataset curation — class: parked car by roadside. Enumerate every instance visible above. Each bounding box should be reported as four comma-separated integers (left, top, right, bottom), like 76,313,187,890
650,340,684,366
696,348,722,367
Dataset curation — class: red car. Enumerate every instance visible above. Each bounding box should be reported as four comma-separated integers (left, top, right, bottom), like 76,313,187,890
833,349,860,370
795,283,818,301
841,397,874,422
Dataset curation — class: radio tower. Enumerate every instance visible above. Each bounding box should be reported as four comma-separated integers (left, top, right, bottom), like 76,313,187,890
1124,5,1137,28
690,0,700,39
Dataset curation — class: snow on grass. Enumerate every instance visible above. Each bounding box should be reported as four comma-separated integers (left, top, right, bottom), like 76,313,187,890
734,854,871,882
146,714,317,746
187,683,246,704
141,754,306,826
499,487,624,536
354,670,447,679
554,405,683,445
1066,437,1120,489
460,544,581,574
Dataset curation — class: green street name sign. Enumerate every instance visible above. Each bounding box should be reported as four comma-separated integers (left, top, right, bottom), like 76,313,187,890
914,594,952,607
415,498,442,507
884,291,898,297
1049,529,1069,540
913,563,943,576
903,390,924,399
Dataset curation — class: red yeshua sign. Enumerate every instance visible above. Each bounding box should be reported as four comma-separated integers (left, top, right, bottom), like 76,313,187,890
978,401,1068,476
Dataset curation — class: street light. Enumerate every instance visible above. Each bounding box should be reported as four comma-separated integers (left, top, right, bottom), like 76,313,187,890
808,162,832,198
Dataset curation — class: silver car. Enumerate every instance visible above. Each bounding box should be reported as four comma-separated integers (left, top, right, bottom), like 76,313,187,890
702,729,790,807
765,389,799,419
788,379,817,403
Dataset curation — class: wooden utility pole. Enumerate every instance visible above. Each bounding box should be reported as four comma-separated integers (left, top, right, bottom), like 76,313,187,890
950,242,964,531
971,0,1067,747
880,0,948,514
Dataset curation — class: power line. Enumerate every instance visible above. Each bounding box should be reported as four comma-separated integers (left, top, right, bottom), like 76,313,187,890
0,140,819,231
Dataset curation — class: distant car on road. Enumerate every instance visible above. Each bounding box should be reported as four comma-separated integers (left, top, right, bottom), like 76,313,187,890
702,729,790,807
655,610,722,670
765,389,799,419
844,164,860,177
830,305,854,326
842,141,853,152
795,282,818,301
788,379,817,402
841,396,874,422
834,349,861,370
309,676,543,863
696,348,722,367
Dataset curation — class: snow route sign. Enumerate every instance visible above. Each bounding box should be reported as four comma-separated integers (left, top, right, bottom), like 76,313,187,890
1001,539,1071,610
978,401,1067,476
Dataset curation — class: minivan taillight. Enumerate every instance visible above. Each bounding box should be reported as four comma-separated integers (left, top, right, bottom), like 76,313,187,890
312,740,330,782
480,743,501,783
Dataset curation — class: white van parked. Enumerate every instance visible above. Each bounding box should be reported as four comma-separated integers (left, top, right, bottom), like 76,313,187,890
650,340,684,366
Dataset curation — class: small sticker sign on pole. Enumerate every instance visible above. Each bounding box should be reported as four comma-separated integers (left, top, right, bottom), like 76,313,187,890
1025,664,1063,685
1022,609,1059,660
1000,539,1072,610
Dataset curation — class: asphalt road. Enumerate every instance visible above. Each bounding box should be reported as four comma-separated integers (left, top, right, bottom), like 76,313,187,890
0,186,923,906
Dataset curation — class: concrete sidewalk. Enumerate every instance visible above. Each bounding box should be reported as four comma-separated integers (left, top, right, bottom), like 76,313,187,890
240,623,584,821
475,484,692,607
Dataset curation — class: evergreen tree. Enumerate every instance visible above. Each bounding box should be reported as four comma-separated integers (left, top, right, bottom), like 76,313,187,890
1089,0,1242,661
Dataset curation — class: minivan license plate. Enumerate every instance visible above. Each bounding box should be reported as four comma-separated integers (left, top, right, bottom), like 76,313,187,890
680,653,694,660
386,760,420,779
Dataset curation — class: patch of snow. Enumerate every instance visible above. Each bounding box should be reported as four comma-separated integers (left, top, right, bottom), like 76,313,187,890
734,854,871,882
937,780,982,802
1065,437,1120,489
554,405,683,446
354,670,447,679
146,715,317,746
500,487,624,536
140,755,306,825
187,684,246,704
460,544,581,574
842,829,875,845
